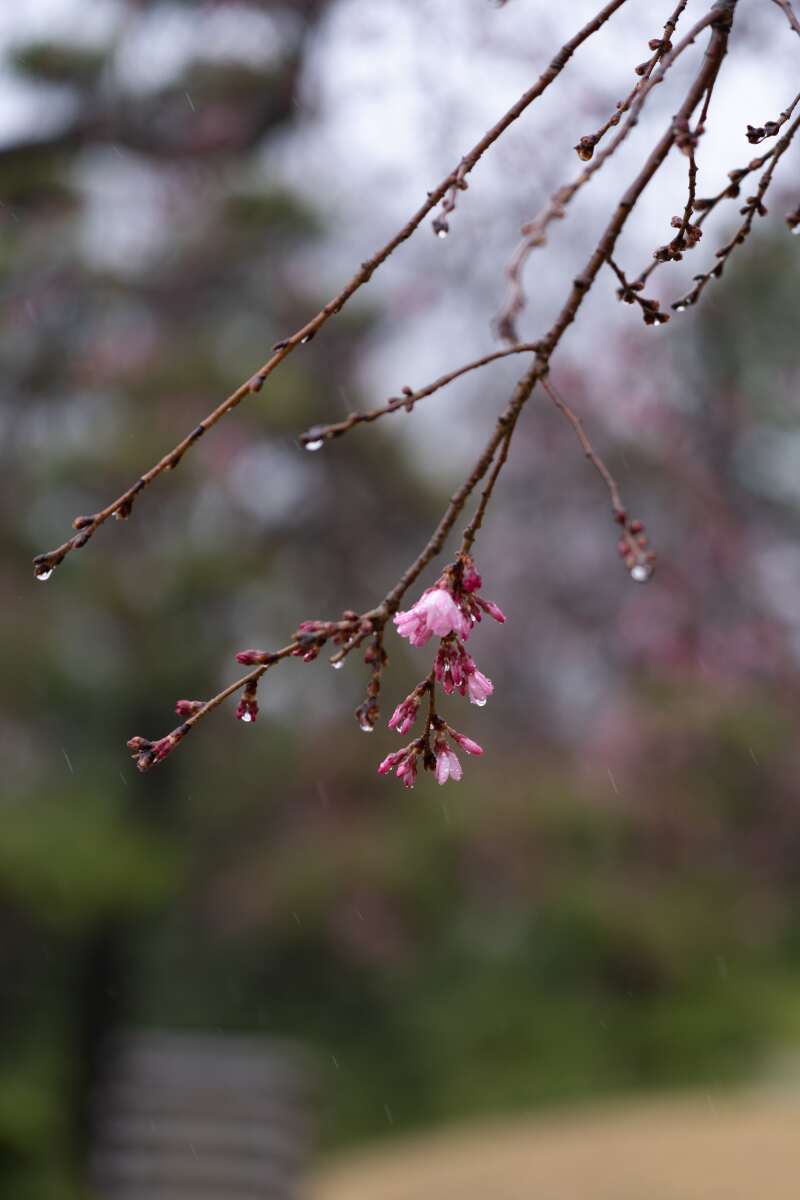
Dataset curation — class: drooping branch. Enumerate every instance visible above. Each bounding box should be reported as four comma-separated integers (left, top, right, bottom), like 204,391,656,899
129,2,741,772
33,0,631,581
540,377,655,580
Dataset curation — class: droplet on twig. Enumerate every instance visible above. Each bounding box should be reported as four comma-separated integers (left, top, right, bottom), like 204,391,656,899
630,563,653,584
35,566,53,582
305,439,324,452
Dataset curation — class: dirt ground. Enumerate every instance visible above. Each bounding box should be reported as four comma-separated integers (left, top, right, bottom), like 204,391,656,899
311,1090,800,1200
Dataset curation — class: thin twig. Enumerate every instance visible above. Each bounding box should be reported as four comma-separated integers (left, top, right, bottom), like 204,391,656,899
298,342,541,448
671,110,800,311
770,0,800,36
575,0,690,161
541,376,655,576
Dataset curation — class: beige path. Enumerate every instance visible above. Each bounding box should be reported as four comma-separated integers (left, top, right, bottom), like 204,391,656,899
312,1091,800,1200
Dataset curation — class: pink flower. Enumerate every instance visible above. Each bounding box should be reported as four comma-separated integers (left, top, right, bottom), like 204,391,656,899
467,670,493,706
434,737,463,785
394,587,464,647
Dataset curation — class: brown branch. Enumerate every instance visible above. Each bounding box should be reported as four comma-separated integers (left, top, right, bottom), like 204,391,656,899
429,0,630,236
540,377,655,578
33,0,631,581
460,419,518,555
746,87,800,144
771,0,800,36
298,342,541,448
129,0,739,768
575,0,690,161
495,0,730,343
631,139,783,290
671,109,800,311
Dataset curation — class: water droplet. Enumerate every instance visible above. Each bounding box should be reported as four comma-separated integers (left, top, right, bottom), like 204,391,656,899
300,335,311,344
472,697,487,707
630,563,653,584
359,721,375,733
35,567,53,581
240,711,253,723
437,228,448,239
331,660,344,670
305,439,324,452
792,226,800,236
674,302,688,313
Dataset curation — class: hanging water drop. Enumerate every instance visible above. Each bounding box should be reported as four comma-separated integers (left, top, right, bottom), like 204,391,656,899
630,562,653,584
35,567,53,582
674,302,688,313
331,659,344,670
305,439,324,452
792,226,800,236
300,335,311,344
472,697,487,708
240,711,253,723
359,721,375,733
436,227,448,239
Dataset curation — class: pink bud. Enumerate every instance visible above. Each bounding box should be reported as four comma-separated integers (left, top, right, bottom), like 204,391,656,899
236,649,272,665
378,750,403,775
449,730,484,756
477,597,506,623
175,699,204,717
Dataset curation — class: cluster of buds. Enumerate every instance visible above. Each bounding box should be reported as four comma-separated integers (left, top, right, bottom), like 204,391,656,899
615,510,656,583
291,616,357,663
127,723,191,772
614,277,669,327
378,720,483,789
433,637,493,704
653,214,703,264
379,556,504,788
747,120,782,145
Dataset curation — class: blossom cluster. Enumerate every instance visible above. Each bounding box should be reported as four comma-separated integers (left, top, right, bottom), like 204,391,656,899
379,555,505,788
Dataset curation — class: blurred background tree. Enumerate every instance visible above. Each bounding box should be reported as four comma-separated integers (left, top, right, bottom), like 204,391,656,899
3,2,800,1197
